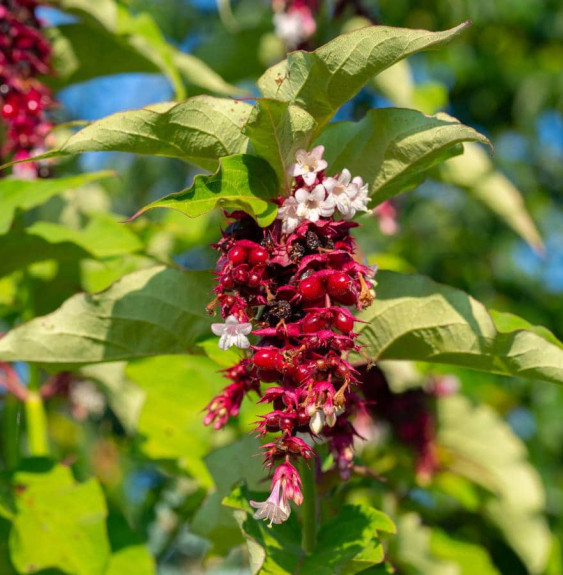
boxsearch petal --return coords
[316,159,328,172]
[322,177,336,194]
[235,333,251,349]
[339,169,351,185]
[311,145,325,160]
[225,315,239,325]
[295,149,308,164]
[218,334,233,350]
[302,172,316,186]
[239,323,253,335]
[307,209,320,222]
[211,323,227,336]
[294,188,310,203]
[311,184,326,201]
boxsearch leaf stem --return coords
[300,460,318,554]
[24,391,49,457]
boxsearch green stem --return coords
[3,395,22,469]
[300,461,317,554]
[24,392,49,457]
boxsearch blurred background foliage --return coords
[1,0,562,574]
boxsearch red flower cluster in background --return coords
[0,0,54,177]
[205,147,377,524]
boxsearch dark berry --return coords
[290,242,306,262]
[257,368,282,383]
[299,275,325,301]
[228,246,248,265]
[305,231,321,252]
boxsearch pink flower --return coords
[250,479,291,526]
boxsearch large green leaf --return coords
[52,0,118,29]
[0,266,213,367]
[0,172,114,234]
[355,271,563,384]
[243,100,316,192]
[9,463,110,575]
[258,22,470,130]
[126,355,226,485]
[315,108,489,204]
[438,396,550,573]
[3,97,251,172]
[224,486,394,575]
[300,505,395,575]
[134,154,279,226]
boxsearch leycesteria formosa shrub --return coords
[1,4,563,574]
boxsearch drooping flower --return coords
[250,479,291,526]
[211,315,252,350]
[295,184,335,222]
[273,4,316,49]
[288,145,328,186]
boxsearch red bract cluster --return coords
[0,0,54,177]
[205,147,376,524]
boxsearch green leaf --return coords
[315,108,490,204]
[0,266,214,367]
[0,172,114,234]
[438,143,544,252]
[391,514,459,575]
[51,0,118,29]
[243,100,317,192]
[355,271,563,384]
[135,154,278,226]
[3,97,251,172]
[27,215,143,259]
[0,230,92,278]
[258,22,471,130]
[9,463,110,575]
[126,355,226,485]
[431,530,500,575]
[105,546,155,575]
[300,505,395,575]
[438,396,550,574]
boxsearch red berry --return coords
[228,246,248,265]
[232,265,249,284]
[289,364,312,384]
[299,275,325,301]
[249,246,269,265]
[333,310,354,333]
[303,313,329,333]
[248,272,261,288]
[220,274,234,290]
[327,272,352,297]
[254,349,284,371]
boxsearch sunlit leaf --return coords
[316,108,490,204]
[258,22,471,130]
[134,154,279,226]
[9,462,110,575]
[355,271,563,384]
[2,97,251,172]
[0,266,213,366]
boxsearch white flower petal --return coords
[211,323,227,336]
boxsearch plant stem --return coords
[24,391,49,457]
[300,460,317,554]
[3,395,22,468]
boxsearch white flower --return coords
[295,184,335,222]
[250,480,291,526]
[277,195,302,234]
[309,409,325,434]
[324,170,371,219]
[288,146,328,186]
[211,315,252,351]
